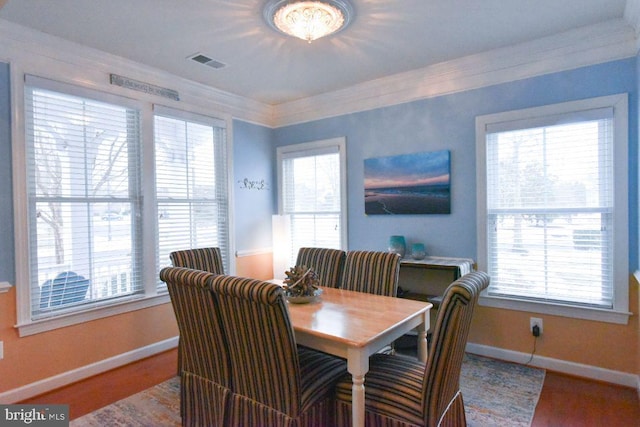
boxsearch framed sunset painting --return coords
[364,150,451,215]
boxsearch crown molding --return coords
[272,19,637,127]
[0,19,274,126]
[0,17,637,130]
[625,0,640,50]
[625,0,640,35]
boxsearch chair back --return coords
[160,267,231,426]
[422,271,490,426]
[211,275,302,418]
[340,250,401,296]
[295,247,346,288]
[170,247,225,274]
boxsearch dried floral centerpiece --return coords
[283,265,322,303]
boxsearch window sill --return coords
[479,294,631,325]
[16,293,171,337]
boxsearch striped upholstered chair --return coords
[210,275,348,427]
[334,271,490,427]
[159,267,231,426]
[339,250,401,296]
[295,247,346,288]
[169,247,225,274]
[169,247,225,375]
[340,250,401,354]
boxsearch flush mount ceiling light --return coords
[264,0,354,43]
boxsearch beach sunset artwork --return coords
[364,150,451,215]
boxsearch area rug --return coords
[71,353,545,426]
[461,354,545,426]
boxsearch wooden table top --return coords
[286,286,431,349]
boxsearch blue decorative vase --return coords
[388,235,406,258]
[411,243,426,260]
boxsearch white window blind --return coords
[25,79,143,320]
[154,107,229,274]
[279,139,345,266]
[484,107,615,308]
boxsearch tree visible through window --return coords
[154,108,229,275]
[17,77,232,335]
[277,137,347,266]
[25,82,143,319]
[476,95,629,323]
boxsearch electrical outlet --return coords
[530,317,543,336]
[0,341,3,360]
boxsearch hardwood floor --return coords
[19,348,640,425]
[531,371,640,426]
[18,349,178,420]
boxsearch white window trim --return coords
[475,94,630,324]
[276,137,348,251]
[11,65,234,336]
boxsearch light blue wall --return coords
[1,58,637,281]
[273,58,639,268]
[232,119,276,253]
[0,62,14,283]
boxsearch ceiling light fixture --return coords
[264,0,354,43]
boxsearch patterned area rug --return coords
[461,354,545,426]
[71,353,544,426]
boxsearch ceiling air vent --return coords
[188,53,226,70]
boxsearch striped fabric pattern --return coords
[169,247,225,274]
[159,267,231,426]
[335,353,425,426]
[422,271,489,427]
[169,247,225,376]
[211,275,347,427]
[182,372,230,427]
[295,247,346,288]
[334,271,490,427]
[340,250,401,296]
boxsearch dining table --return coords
[285,286,432,427]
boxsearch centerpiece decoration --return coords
[283,265,322,303]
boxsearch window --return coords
[154,107,229,275]
[22,76,143,326]
[16,76,232,335]
[277,137,347,266]
[476,94,629,324]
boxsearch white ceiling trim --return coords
[625,0,640,34]
[0,19,274,126]
[625,0,640,50]
[272,19,637,128]
[0,18,636,130]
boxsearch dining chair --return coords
[159,267,231,427]
[169,247,225,274]
[169,246,225,375]
[295,247,346,288]
[339,250,401,296]
[210,274,348,427]
[334,271,490,427]
[340,250,402,354]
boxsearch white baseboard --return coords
[0,336,179,404]
[2,338,636,403]
[466,342,639,388]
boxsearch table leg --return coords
[347,348,369,427]
[416,311,429,362]
[351,374,365,426]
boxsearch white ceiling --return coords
[0,0,631,106]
